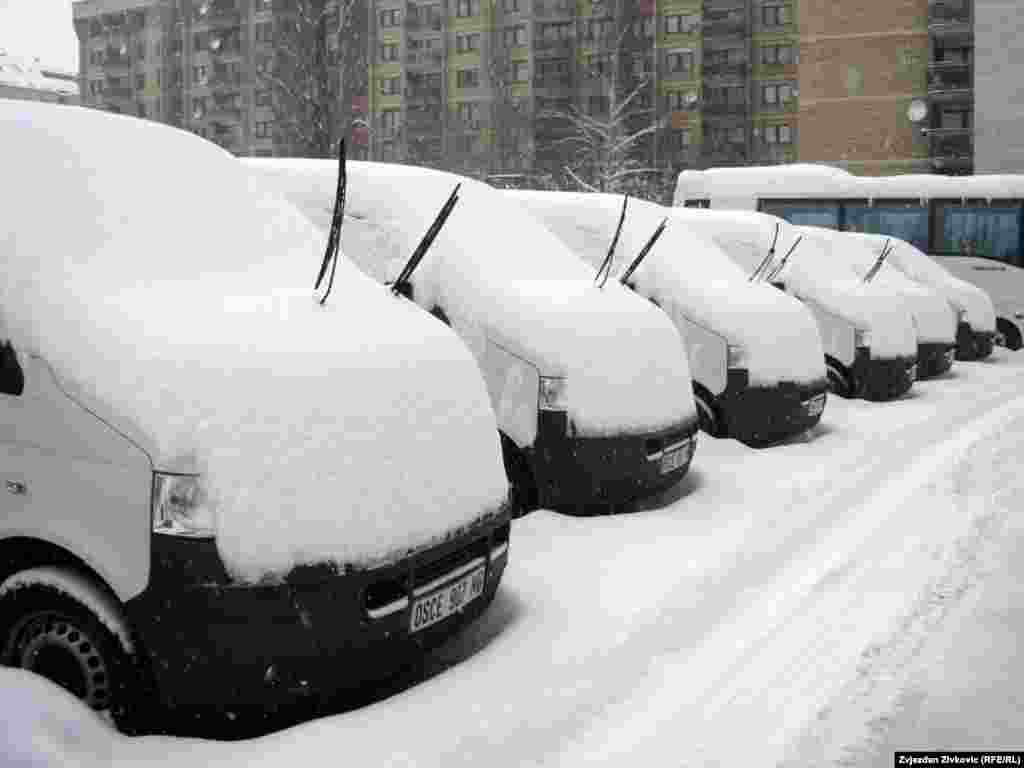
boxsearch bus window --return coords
[844,203,929,252]
[760,201,840,229]
[936,202,1024,265]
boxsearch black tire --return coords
[997,318,1022,351]
[826,358,854,398]
[693,386,721,438]
[499,434,538,517]
[0,581,148,733]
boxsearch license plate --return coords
[410,566,486,633]
[804,393,826,417]
[660,444,688,474]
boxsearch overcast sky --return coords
[0,0,78,73]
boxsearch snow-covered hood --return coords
[845,234,997,334]
[810,229,956,344]
[670,210,918,359]
[244,159,696,437]
[508,191,825,387]
[0,101,508,583]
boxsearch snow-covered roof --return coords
[507,190,825,386]
[0,52,79,96]
[0,101,507,582]
[243,158,696,437]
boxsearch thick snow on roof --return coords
[845,232,996,333]
[937,256,1024,314]
[0,101,507,582]
[0,53,79,95]
[507,190,824,387]
[802,228,956,344]
[244,158,696,437]
[670,209,918,358]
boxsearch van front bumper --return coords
[955,322,996,361]
[125,512,510,718]
[717,370,829,447]
[850,348,917,401]
[529,413,699,512]
[917,342,957,379]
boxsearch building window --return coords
[665,14,699,35]
[135,41,145,60]
[381,109,400,136]
[761,45,797,65]
[457,68,480,88]
[632,53,652,76]
[255,120,273,138]
[192,65,208,85]
[511,61,529,81]
[667,90,698,110]
[379,9,401,27]
[674,128,691,149]
[666,49,694,74]
[455,0,480,17]
[135,74,145,90]
[539,22,573,42]
[379,76,401,95]
[255,88,271,107]
[503,0,520,10]
[191,96,207,116]
[456,32,481,52]
[632,17,655,37]
[762,124,793,144]
[504,24,527,46]
[762,4,790,26]
[254,21,273,43]
[193,32,206,50]
[761,82,795,105]
[380,43,399,61]
[458,101,481,126]
[155,68,161,86]
[585,18,614,40]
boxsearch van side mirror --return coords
[0,341,24,396]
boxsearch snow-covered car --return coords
[671,209,919,401]
[0,102,513,730]
[506,190,828,446]
[802,227,958,379]
[929,255,1024,353]
[843,233,999,361]
[244,158,699,514]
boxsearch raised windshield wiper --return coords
[764,234,803,283]
[863,238,892,284]
[390,183,461,297]
[619,217,668,286]
[749,222,780,282]
[315,138,346,306]
[595,195,629,289]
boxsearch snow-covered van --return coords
[805,228,958,379]
[506,191,827,446]
[671,209,919,401]
[843,233,1000,357]
[0,102,512,730]
[932,256,1024,351]
[244,159,699,514]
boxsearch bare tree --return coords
[258,0,367,157]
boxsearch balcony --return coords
[929,0,972,42]
[405,14,442,31]
[928,128,972,172]
[405,85,442,104]
[208,94,242,119]
[534,1,573,19]
[209,35,243,60]
[702,101,748,115]
[702,60,748,77]
[406,51,443,70]
[207,69,243,90]
[194,1,242,28]
[405,105,443,132]
[702,12,747,37]
[534,38,574,54]
[927,64,973,102]
[533,73,572,90]
[700,146,749,167]
[103,47,132,72]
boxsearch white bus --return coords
[674,165,1016,355]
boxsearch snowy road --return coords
[12,351,1024,767]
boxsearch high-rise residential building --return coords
[973,0,1022,173]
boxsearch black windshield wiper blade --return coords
[749,222,780,282]
[764,234,803,283]
[620,217,668,286]
[315,138,346,305]
[595,195,629,289]
[863,238,892,284]
[391,183,461,296]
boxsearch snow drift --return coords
[244,158,696,437]
[844,232,997,333]
[0,100,507,582]
[506,190,825,387]
[669,209,918,358]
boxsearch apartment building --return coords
[973,0,1023,173]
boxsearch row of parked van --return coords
[0,101,1004,734]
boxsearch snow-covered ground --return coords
[6,351,1024,767]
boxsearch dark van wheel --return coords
[499,434,538,517]
[997,318,1022,351]
[826,358,854,398]
[0,581,146,733]
[693,386,721,438]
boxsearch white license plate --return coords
[660,444,688,474]
[410,566,486,633]
[804,394,826,417]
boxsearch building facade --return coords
[973,0,1023,173]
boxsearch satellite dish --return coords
[198,2,210,16]
[907,99,928,123]
[210,37,222,51]
[193,106,204,119]
[119,43,128,56]
[684,92,698,107]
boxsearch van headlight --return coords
[152,472,216,538]
[538,376,568,412]
[854,328,873,349]
[726,344,748,369]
